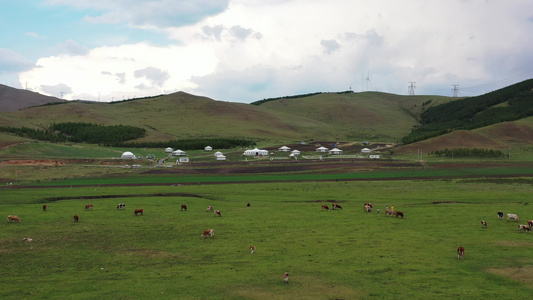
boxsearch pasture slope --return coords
[1,173,532,299]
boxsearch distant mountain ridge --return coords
[0,84,66,112]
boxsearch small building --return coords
[243,148,269,156]
[121,151,136,159]
[316,146,329,153]
[329,148,343,155]
[278,146,291,152]
[205,146,213,151]
[214,151,224,157]
[291,149,301,156]
[165,147,174,153]
[369,154,381,159]
[216,155,226,161]
[172,149,187,156]
[361,148,372,154]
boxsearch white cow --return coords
[507,214,520,222]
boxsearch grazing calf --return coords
[395,211,404,218]
[201,229,214,239]
[85,204,93,210]
[332,203,343,210]
[214,210,222,217]
[457,247,465,259]
[497,212,504,220]
[133,209,144,216]
[74,215,79,222]
[321,205,329,211]
[527,220,533,229]
[7,215,21,222]
[42,204,47,211]
[507,214,520,222]
[518,225,531,233]
[181,204,187,211]
[481,220,487,228]
[283,272,289,284]
[206,205,214,212]
[23,237,33,242]
[250,246,255,254]
[117,203,126,210]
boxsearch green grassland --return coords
[1,178,532,299]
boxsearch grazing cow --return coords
[321,205,329,211]
[214,210,222,217]
[385,209,394,216]
[250,246,255,254]
[507,214,520,222]
[206,205,214,212]
[395,211,404,218]
[481,220,487,228]
[497,212,504,220]
[7,215,21,222]
[42,204,47,211]
[201,229,214,239]
[528,220,533,229]
[364,204,373,213]
[85,204,93,210]
[181,204,187,211]
[23,237,33,242]
[457,247,465,259]
[332,203,343,210]
[134,209,144,216]
[284,272,289,284]
[74,215,79,222]
[518,225,531,233]
[117,203,126,210]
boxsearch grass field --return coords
[1,176,532,299]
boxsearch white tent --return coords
[216,155,226,161]
[316,146,328,153]
[165,147,173,153]
[121,151,136,159]
[214,151,224,157]
[172,149,187,156]
[278,146,291,152]
[205,146,213,151]
[361,148,372,153]
[329,148,343,155]
[291,149,301,155]
[243,148,269,156]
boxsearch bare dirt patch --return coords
[0,160,67,166]
[485,266,533,285]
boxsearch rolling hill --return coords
[0,84,65,112]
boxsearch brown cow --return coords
[385,209,394,216]
[23,237,33,242]
[527,220,533,229]
[364,204,372,213]
[284,272,289,284]
[134,209,144,216]
[117,203,126,210]
[250,246,255,254]
[85,204,93,210]
[42,204,47,211]
[214,210,222,217]
[395,211,404,218]
[181,204,187,211]
[518,225,531,233]
[206,205,214,212]
[321,205,329,211]
[332,203,343,210]
[7,215,21,222]
[74,215,79,222]
[201,229,214,238]
[457,247,465,259]
[481,220,487,228]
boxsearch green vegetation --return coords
[1,177,532,299]
[117,137,255,150]
[430,148,505,158]
[250,90,354,106]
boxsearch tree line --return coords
[251,90,354,106]
[429,148,505,158]
[116,138,256,150]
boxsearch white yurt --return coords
[214,151,224,157]
[243,148,269,156]
[316,146,328,153]
[165,147,174,153]
[361,148,372,154]
[329,148,343,155]
[121,151,136,159]
[216,154,226,161]
[278,146,291,152]
[172,149,187,156]
[205,146,213,151]
[291,149,301,156]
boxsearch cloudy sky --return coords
[1,0,533,103]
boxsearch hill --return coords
[0,84,66,112]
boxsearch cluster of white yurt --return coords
[121,151,136,159]
[214,151,226,160]
[243,148,269,156]
[172,149,187,156]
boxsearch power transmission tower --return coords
[408,82,416,95]
[451,85,459,97]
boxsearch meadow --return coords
[1,176,532,299]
